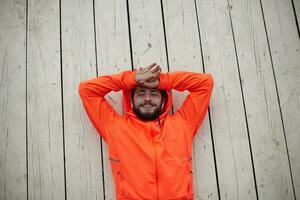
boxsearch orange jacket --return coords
[78,70,214,200]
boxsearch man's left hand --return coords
[136,63,161,88]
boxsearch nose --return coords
[144,93,151,102]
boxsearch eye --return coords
[151,92,159,96]
[136,91,146,96]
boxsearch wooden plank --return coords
[293,0,300,35]
[261,0,300,198]
[0,0,27,199]
[228,0,295,199]
[128,0,168,70]
[61,0,103,199]
[162,0,218,199]
[195,0,257,199]
[94,0,132,199]
[27,0,65,199]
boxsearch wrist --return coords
[123,70,138,89]
[157,73,169,90]
[135,74,142,85]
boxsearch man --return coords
[78,63,214,200]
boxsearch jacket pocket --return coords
[109,156,122,196]
[109,156,121,174]
[187,157,193,174]
[186,157,193,195]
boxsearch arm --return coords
[158,71,214,138]
[78,70,136,141]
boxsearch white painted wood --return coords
[228,0,295,199]
[293,0,300,35]
[128,0,168,71]
[195,0,257,199]
[261,0,300,198]
[27,0,65,199]
[0,0,27,199]
[61,0,103,199]
[94,0,131,199]
[1,0,299,199]
[162,0,218,199]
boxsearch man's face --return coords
[132,87,163,121]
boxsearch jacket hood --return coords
[122,88,173,121]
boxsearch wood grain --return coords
[162,0,219,199]
[94,0,132,199]
[61,0,103,199]
[261,0,300,198]
[27,0,65,199]
[229,0,295,198]
[0,0,27,199]
[195,0,257,199]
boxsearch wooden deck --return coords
[1,0,300,199]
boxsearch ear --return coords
[161,98,165,110]
[130,95,134,109]
[131,98,134,108]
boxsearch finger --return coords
[148,62,157,68]
[156,68,161,76]
[152,70,161,78]
[146,63,157,70]
[152,66,161,76]
[142,81,151,88]
[139,67,147,73]
[139,80,146,86]
[143,80,159,88]
[157,65,161,72]
[138,66,150,73]
[149,65,160,73]
[148,76,156,82]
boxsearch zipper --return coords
[152,140,159,200]
[109,157,120,163]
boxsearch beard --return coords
[133,104,161,121]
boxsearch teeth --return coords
[143,105,153,108]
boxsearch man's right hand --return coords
[136,63,161,88]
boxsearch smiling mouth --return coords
[141,104,156,109]
[142,105,153,108]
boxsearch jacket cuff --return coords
[123,70,137,89]
[158,73,171,90]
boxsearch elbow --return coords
[78,82,87,97]
[205,73,214,90]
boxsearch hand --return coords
[136,63,161,88]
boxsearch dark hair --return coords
[131,88,167,101]
[160,90,167,102]
[131,88,168,121]
[131,88,168,111]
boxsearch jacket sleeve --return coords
[158,71,214,138]
[78,70,137,141]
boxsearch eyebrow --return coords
[135,89,159,93]
[136,89,146,93]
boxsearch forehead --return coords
[134,87,161,93]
